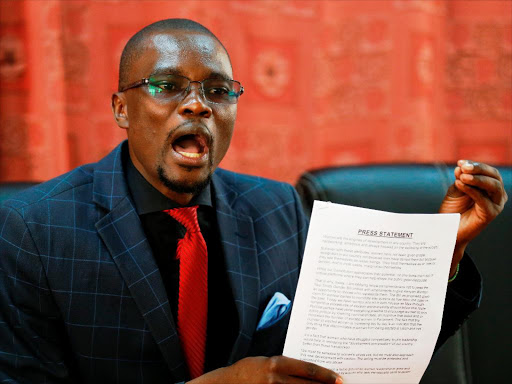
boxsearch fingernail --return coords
[462,162,474,171]
[457,159,466,166]
[335,377,343,384]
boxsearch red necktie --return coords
[164,206,207,379]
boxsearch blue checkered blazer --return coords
[0,142,308,383]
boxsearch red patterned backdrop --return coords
[0,0,511,184]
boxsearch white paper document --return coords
[283,201,460,384]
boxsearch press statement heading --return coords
[358,229,414,239]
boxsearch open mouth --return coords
[172,134,209,160]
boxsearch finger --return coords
[459,174,506,205]
[454,166,462,180]
[444,182,466,199]
[457,160,504,183]
[454,179,495,208]
[269,356,341,384]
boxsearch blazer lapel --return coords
[212,172,261,365]
[93,143,188,381]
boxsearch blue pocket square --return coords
[256,292,291,331]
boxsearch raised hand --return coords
[439,160,508,275]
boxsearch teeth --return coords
[178,151,202,159]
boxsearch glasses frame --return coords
[119,73,244,105]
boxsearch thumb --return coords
[445,183,465,199]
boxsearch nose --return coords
[178,81,212,118]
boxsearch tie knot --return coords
[164,206,201,233]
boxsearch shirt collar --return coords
[125,152,213,215]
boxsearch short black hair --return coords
[118,18,228,91]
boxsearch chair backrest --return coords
[295,164,511,384]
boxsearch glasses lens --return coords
[147,74,188,99]
[203,79,241,104]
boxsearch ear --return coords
[112,92,129,129]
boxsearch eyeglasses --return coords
[119,73,244,105]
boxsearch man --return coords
[0,19,507,384]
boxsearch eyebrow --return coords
[150,67,232,80]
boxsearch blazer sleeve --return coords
[0,205,75,383]
[435,254,482,351]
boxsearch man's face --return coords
[117,31,237,202]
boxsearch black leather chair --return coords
[295,164,511,384]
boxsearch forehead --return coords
[131,31,232,80]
